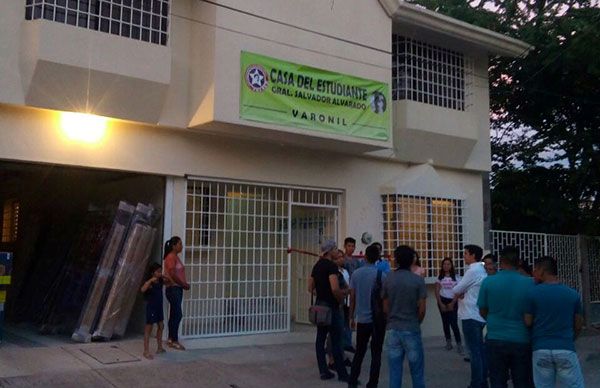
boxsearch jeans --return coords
[386,329,425,388]
[532,349,584,388]
[486,339,532,388]
[439,297,461,343]
[342,304,353,349]
[349,319,386,387]
[315,305,348,379]
[165,286,183,342]
[0,307,4,343]
[462,319,488,388]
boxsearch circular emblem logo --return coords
[245,65,268,92]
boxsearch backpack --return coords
[371,269,384,322]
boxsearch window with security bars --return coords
[2,199,20,243]
[24,0,169,46]
[392,35,471,111]
[382,194,465,278]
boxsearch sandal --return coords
[167,342,186,350]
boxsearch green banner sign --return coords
[240,51,390,141]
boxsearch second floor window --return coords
[25,0,169,46]
[392,35,470,111]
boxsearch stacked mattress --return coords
[72,202,158,343]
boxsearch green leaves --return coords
[408,1,600,234]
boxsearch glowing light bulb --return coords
[60,112,108,144]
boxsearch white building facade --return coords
[0,0,529,338]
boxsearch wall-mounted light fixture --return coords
[60,112,108,144]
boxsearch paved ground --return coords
[1,326,599,387]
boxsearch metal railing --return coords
[491,230,600,325]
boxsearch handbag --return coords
[308,294,332,326]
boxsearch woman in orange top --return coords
[163,236,190,350]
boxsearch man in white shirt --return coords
[453,244,488,388]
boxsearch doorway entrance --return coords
[290,206,338,324]
[0,161,165,346]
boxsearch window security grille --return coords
[25,0,169,46]
[184,179,341,337]
[392,35,472,111]
[382,194,465,278]
[1,199,19,243]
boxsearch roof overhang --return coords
[379,0,532,57]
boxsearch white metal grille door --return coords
[183,179,341,337]
[546,234,580,292]
[490,230,546,268]
[581,236,600,303]
[183,181,289,337]
[490,230,582,293]
[290,207,338,324]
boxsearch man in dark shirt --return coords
[309,240,350,382]
[382,245,427,388]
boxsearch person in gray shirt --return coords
[382,245,427,388]
[348,245,386,388]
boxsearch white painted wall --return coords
[0,104,485,251]
[0,0,490,335]
[0,0,498,171]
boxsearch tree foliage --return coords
[408,0,600,234]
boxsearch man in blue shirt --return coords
[370,242,391,274]
[524,256,584,388]
[478,246,534,388]
[348,245,386,388]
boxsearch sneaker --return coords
[456,343,464,354]
[445,340,453,351]
[321,371,335,380]
[338,375,351,383]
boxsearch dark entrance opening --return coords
[0,161,164,347]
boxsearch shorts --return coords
[145,303,164,325]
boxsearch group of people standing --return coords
[310,239,585,388]
[310,238,428,388]
[459,245,585,388]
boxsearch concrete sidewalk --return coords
[1,328,599,387]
